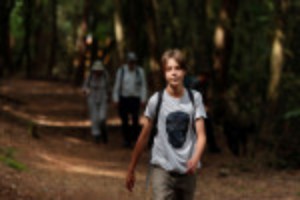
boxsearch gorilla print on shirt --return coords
[166,111,190,148]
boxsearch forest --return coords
[0,0,299,199]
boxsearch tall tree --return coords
[211,0,238,123]
[212,0,238,93]
[24,0,33,78]
[74,0,90,85]
[144,0,162,91]
[0,0,15,78]
[113,0,125,65]
[47,0,57,78]
[15,0,33,78]
[193,0,211,73]
[261,0,288,141]
[33,0,46,76]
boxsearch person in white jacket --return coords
[83,60,109,144]
[112,52,147,148]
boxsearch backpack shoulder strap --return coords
[135,66,142,85]
[187,88,197,133]
[119,66,125,95]
[187,88,195,106]
[153,89,164,126]
[121,66,125,79]
[148,89,164,148]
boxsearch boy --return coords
[126,49,207,200]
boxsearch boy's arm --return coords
[187,118,206,174]
[126,117,153,192]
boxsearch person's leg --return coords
[88,99,101,143]
[129,97,140,143]
[118,97,130,147]
[151,166,175,200]
[99,99,108,144]
[174,174,197,200]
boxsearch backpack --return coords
[118,66,142,96]
[87,70,108,88]
[148,88,195,148]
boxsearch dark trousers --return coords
[118,96,140,146]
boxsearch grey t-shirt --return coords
[144,89,207,174]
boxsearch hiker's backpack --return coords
[118,66,142,96]
[148,88,195,148]
[87,70,108,87]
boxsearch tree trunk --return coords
[144,0,162,91]
[113,0,125,65]
[261,0,287,141]
[24,0,33,78]
[193,0,210,73]
[47,0,57,78]
[0,0,15,78]
[211,0,238,122]
[127,1,138,51]
[74,0,90,85]
[212,0,238,93]
[33,0,46,78]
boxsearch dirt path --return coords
[0,79,299,200]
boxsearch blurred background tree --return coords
[0,0,299,168]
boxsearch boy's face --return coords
[164,58,185,88]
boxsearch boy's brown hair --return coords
[161,49,187,71]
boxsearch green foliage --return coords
[10,0,24,42]
[226,1,276,126]
[271,72,300,168]
[207,0,222,20]
[284,109,300,120]
[94,24,113,41]
[218,1,300,167]
[270,134,300,169]
[0,147,26,171]
[280,73,300,120]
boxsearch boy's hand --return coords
[186,158,198,175]
[126,171,135,192]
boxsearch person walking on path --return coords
[83,60,110,144]
[126,49,207,200]
[112,52,147,148]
